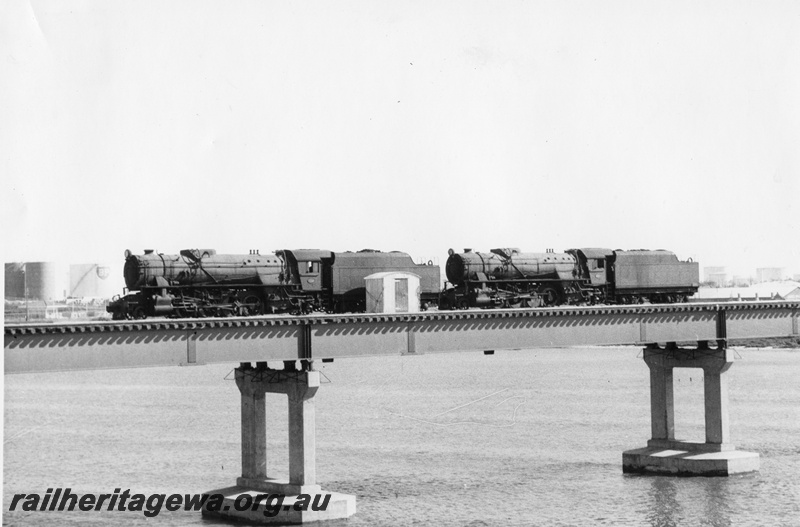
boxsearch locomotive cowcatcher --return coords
[107,248,440,319]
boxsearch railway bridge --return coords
[5,301,800,524]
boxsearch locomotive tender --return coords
[439,247,699,309]
[107,248,441,319]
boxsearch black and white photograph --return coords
[3,1,799,525]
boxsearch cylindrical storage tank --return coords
[69,263,118,298]
[4,263,26,298]
[25,262,61,301]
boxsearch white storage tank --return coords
[25,262,65,301]
[69,263,116,298]
[365,272,420,314]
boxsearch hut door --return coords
[395,278,408,312]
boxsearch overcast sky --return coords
[3,0,798,282]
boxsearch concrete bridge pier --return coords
[623,343,760,476]
[202,362,356,524]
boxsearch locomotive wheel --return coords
[437,295,451,310]
[132,307,146,320]
[539,287,560,307]
[241,296,264,316]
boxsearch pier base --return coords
[203,362,356,524]
[623,343,759,476]
[622,444,760,476]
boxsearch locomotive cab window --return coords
[306,262,319,273]
[596,260,604,269]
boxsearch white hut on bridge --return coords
[365,272,420,313]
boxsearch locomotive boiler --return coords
[107,248,440,319]
[442,248,576,307]
[122,249,283,290]
[439,247,699,309]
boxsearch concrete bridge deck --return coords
[4,301,799,374]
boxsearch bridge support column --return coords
[203,362,356,524]
[622,343,759,476]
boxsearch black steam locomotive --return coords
[107,246,699,319]
[107,248,441,319]
[439,247,699,309]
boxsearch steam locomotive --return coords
[107,248,441,319]
[439,247,699,309]
[107,246,699,319]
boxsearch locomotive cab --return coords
[277,250,334,293]
[566,248,612,286]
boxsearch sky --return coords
[3,0,799,286]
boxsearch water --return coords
[4,347,799,526]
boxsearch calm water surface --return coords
[4,347,799,526]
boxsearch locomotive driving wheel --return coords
[539,287,561,307]
[240,295,264,316]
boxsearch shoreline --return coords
[729,336,800,349]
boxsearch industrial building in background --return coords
[694,281,800,302]
[757,267,784,283]
[703,266,727,287]
[69,263,114,298]
[4,261,117,321]
[4,263,26,298]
